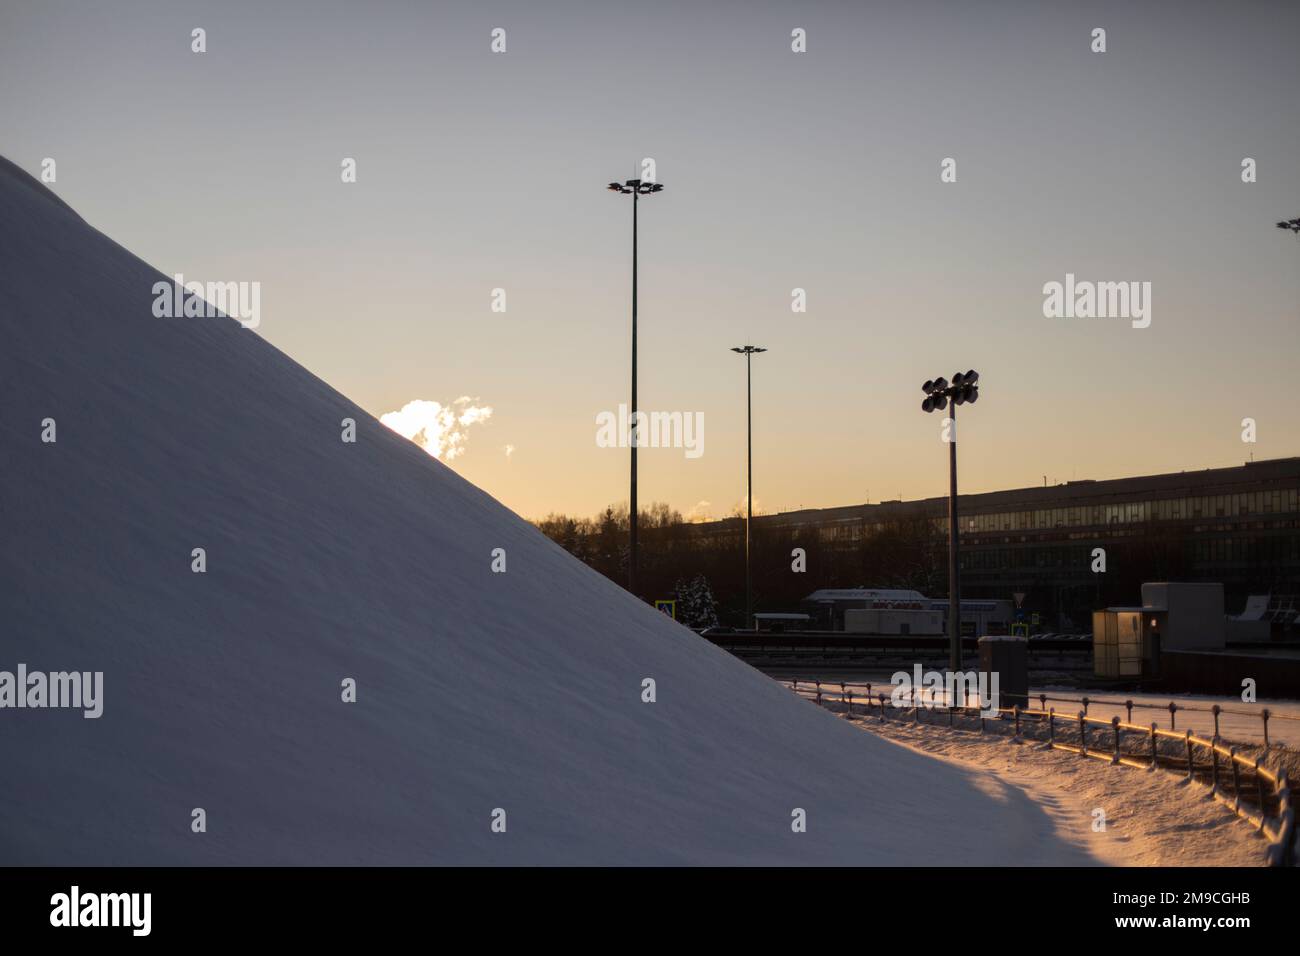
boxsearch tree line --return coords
[534,502,1228,630]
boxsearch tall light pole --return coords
[606,176,664,597]
[731,345,766,629]
[920,370,980,672]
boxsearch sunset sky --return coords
[4,0,1297,521]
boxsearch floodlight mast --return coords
[731,345,767,629]
[605,177,665,598]
[920,370,981,673]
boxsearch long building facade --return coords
[689,457,1300,629]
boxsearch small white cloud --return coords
[380,397,493,460]
[685,500,713,523]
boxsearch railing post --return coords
[878,693,887,723]
[1281,772,1295,867]
[1168,701,1178,731]
[1148,722,1157,771]
[1268,771,1293,867]
[792,679,798,696]
[846,689,853,717]
[1013,704,1022,742]
[1212,704,1221,739]
[1039,693,1047,712]
[1230,748,1241,810]
[1185,731,1194,781]
[1048,707,1056,746]
[1262,709,1271,749]
[1081,696,1090,717]
[1111,716,1121,764]
[1078,711,1087,758]
[815,681,822,707]
[1254,759,1266,829]
[1125,699,1133,724]
[1210,740,1220,796]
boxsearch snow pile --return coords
[0,156,1095,864]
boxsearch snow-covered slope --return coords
[0,157,1094,865]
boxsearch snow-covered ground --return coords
[841,715,1269,867]
[0,156,1109,866]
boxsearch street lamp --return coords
[1276,218,1300,236]
[731,345,767,629]
[920,370,980,673]
[606,176,665,597]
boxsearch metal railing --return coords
[789,679,1296,867]
[1025,692,1300,749]
[788,679,1300,747]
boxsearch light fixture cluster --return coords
[921,370,979,413]
[607,179,665,195]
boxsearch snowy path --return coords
[844,715,1269,866]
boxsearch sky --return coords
[2,0,1297,521]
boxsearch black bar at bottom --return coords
[0,866,1288,942]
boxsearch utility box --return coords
[1092,608,1152,679]
[1094,583,1225,679]
[978,635,1028,711]
[1140,582,1224,651]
